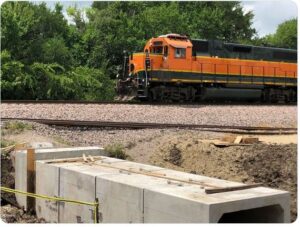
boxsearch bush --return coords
[105,143,128,160]
[0,56,116,101]
[4,121,33,134]
[70,66,116,100]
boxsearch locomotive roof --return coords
[150,36,192,48]
[191,38,297,53]
[157,34,296,52]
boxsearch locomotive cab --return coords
[119,34,194,99]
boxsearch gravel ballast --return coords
[1,103,297,127]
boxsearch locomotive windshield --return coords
[150,46,163,54]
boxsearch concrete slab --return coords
[15,146,107,210]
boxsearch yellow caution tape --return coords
[1,186,99,223]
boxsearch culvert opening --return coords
[218,204,284,223]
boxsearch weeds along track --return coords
[1,118,296,135]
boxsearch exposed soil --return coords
[0,204,45,223]
[1,149,45,223]
[149,138,297,222]
[1,152,16,205]
[1,120,297,223]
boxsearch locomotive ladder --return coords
[136,54,151,98]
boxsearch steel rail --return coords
[1,100,296,106]
[1,118,297,134]
[1,100,132,104]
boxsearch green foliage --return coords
[105,143,128,160]
[1,2,69,64]
[266,19,297,49]
[1,1,115,100]
[66,6,86,32]
[29,63,74,99]
[1,50,34,99]
[87,1,257,76]
[4,121,33,134]
[1,139,15,148]
[42,37,72,68]
[248,18,297,49]
[70,66,115,100]
[1,1,259,100]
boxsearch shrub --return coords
[105,143,128,160]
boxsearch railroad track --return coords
[1,100,296,106]
[1,118,297,134]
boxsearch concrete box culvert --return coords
[34,156,290,223]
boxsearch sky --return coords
[34,0,298,38]
[241,0,298,36]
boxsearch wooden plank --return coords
[45,156,102,164]
[14,142,28,150]
[212,142,251,147]
[26,148,36,211]
[233,136,243,144]
[205,183,263,194]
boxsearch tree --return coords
[1,1,257,100]
[1,2,70,64]
[1,50,35,99]
[178,1,256,41]
[87,1,256,78]
[42,37,72,68]
[265,18,297,49]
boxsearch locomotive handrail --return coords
[197,62,296,80]
[194,60,295,87]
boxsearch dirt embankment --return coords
[150,140,297,222]
[1,120,297,222]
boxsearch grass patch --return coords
[3,121,33,134]
[53,136,72,146]
[125,141,136,149]
[1,139,15,148]
[105,143,128,160]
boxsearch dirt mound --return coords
[163,145,182,166]
[237,144,297,221]
[1,145,43,223]
[0,204,45,223]
[1,152,17,206]
[150,140,297,222]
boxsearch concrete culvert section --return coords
[32,155,290,223]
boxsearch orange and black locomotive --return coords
[117,34,297,102]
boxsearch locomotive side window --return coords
[175,48,186,58]
[164,46,168,57]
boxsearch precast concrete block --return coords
[57,163,121,223]
[95,171,168,223]
[35,161,60,223]
[15,146,106,210]
[144,186,211,223]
